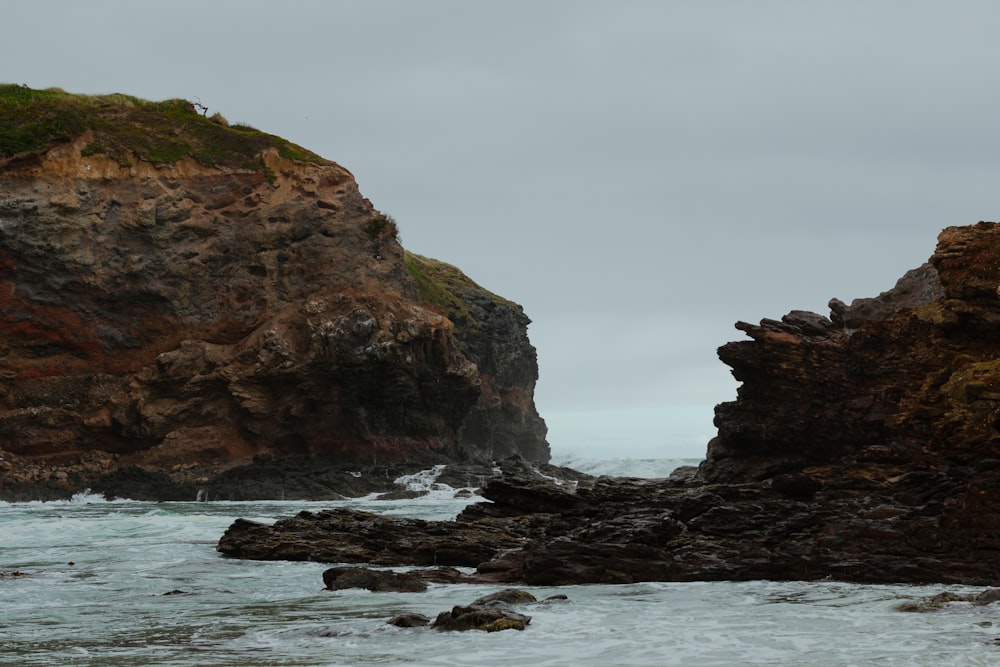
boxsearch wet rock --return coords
[432,605,531,632]
[218,508,526,567]
[974,589,1000,605]
[471,589,537,606]
[388,613,430,628]
[894,590,1000,612]
[322,567,427,593]
[431,590,536,632]
[220,222,1000,587]
[0,87,548,502]
[388,589,542,632]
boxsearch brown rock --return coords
[431,591,534,632]
[322,567,427,593]
[219,222,1000,586]
[388,613,430,628]
[217,507,528,567]
[0,86,547,500]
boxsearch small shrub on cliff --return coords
[365,213,399,242]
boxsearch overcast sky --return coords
[6,1,1000,458]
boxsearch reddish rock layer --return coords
[0,126,546,495]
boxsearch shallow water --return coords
[3,460,999,666]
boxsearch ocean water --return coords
[3,459,1000,667]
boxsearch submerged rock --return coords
[896,589,1000,612]
[432,605,531,632]
[322,567,428,593]
[218,507,527,567]
[430,589,536,632]
[386,589,542,632]
[388,613,430,628]
[470,589,537,606]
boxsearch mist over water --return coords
[3,462,999,666]
[545,407,715,460]
[550,456,700,479]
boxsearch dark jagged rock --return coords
[322,567,428,593]
[321,565,470,592]
[388,613,430,628]
[221,222,1000,586]
[404,254,547,461]
[388,588,540,632]
[432,605,531,632]
[828,262,944,331]
[0,85,547,501]
[217,507,529,567]
[896,589,1000,612]
[430,589,535,632]
[470,589,537,606]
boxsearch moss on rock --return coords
[0,84,330,170]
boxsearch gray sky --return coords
[6,1,1000,458]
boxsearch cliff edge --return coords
[0,85,547,499]
[222,221,1000,586]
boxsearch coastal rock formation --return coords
[388,589,540,632]
[220,221,1000,585]
[322,566,430,593]
[0,85,546,499]
[430,590,535,632]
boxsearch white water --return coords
[3,460,1000,666]
[550,456,698,479]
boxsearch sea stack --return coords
[0,85,546,499]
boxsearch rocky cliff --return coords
[221,221,1000,585]
[0,85,547,499]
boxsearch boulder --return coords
[322,567,427,593]
[432,605,531,632]
[388,613,430,628]
[430,589,536,632]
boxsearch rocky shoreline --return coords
[219,221,1000,586]
[0,445,587,502]
[8,87,1000,589]
[218,454,1000,586]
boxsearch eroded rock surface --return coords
[0,87,547,499]
[220,222,1000,585]
[322,567,430,593]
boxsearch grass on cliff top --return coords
[404,251,513,321]
[0,84,331,169]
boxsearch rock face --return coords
[220,222,1000,585]
[0,85,547,499]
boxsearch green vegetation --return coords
[404,251,511,320]
[365,212,399,242]
[0,84,331,169]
